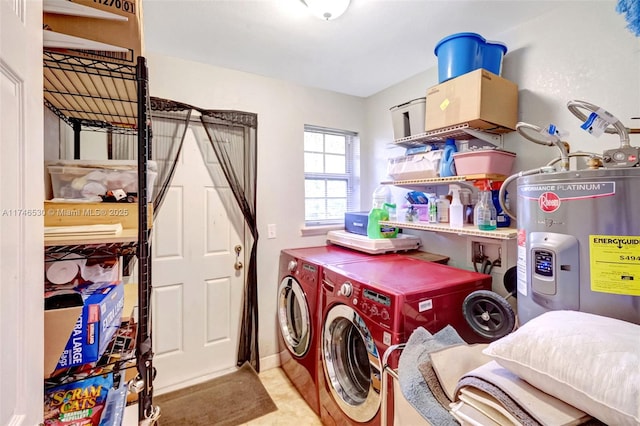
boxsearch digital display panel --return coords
[363,289,391,307]
[534,250,554,277]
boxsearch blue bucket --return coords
[434,32,485,83]
[482,41,508,75]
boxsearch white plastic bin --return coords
[390,98,426,140]
[46,160,157,201]
[387,151,443,180]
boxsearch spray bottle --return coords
[449,185,464,228]
[367,186,399,239]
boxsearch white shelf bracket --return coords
[462,128,503,148]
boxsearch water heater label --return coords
[589,234,640,296]
[517,243,528,297]
[519,181,616,209]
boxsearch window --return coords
[304,125,359,226]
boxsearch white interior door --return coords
[152,129,244,393]
[0,0,43,424]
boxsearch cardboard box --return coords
[44,304,83,379]
[45,282,125,376]
[345,212,369,236]
[44,201,153,229]
[43,0,144,64]
[44,373,113,425]
[425,69,518,133]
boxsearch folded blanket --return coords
[455,361,593,426]
[450,398,503,426]
[417,359,451,409]
[458,387,522,425]
[456,375,539,426]
[428,343,491,401]
[397,326,465,426]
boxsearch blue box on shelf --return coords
[345,211,369,236]
[54,281,124,370]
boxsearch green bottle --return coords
[367,202,398,239]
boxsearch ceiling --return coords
[142,1,561,97]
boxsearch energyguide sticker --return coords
[589,235,640,296]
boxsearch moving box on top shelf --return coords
[43,0,144,64]
[425,68,518,133]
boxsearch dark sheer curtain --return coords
[111,97,192,213]
[130,98,260,371]
[195,110,259,371]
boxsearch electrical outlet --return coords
[267,224,277,239]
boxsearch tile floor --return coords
[243,367,323,425]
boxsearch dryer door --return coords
[278,276,311,357]
[322,304,381,422]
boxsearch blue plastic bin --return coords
[434,32,485,83]
[482,41,508,75]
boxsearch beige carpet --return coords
[155,362,278,425]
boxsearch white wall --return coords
[146,54,365,359]
[364,1,640,296]
[148,0,640,363]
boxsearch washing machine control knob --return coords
[287,260,297,272]
[339,282,353,297]
[370,306,378,316]
[381,310,390,320]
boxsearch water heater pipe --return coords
[499,167,555,220]
[516,122,570,171]
[567,100,630,147]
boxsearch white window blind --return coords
[304,125,359,226]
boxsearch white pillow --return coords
[482,310,640,426]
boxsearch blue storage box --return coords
[54,282,124,370]
[345,211,369,236]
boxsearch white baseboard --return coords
[259,353,281,372]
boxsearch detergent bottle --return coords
[449,185,464,229]
[367,186,399,239]
[439,138,458,177]
[493,188,511,228]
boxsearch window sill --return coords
[300,224,343,237]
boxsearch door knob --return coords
[234,245,243,270]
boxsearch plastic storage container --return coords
[387,150,443,180]
[47,160,158,201]
[411,204,429,221]
[434,32,485,83]
[390,98,426,140]
[452,149,516,176]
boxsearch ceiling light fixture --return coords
[302,0,351,21]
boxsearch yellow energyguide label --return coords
[439,98,450,111]
[589,235,640,296]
